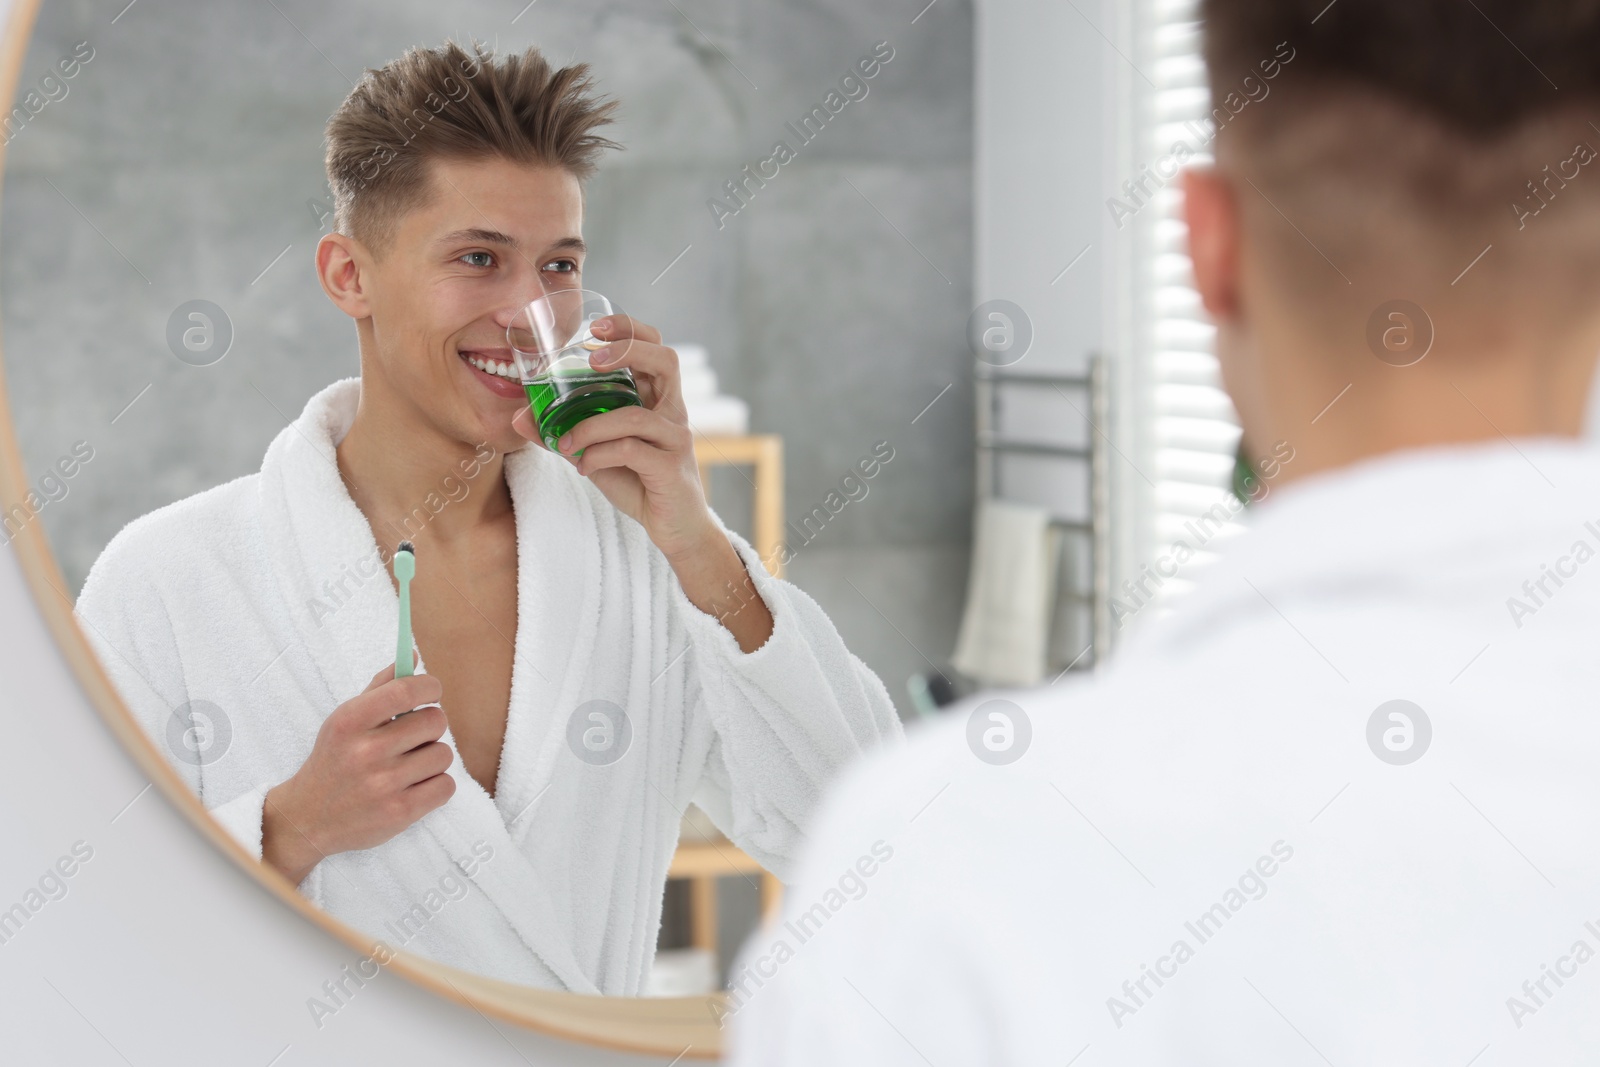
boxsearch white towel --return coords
[675,342,751,435]
[949,500,1060,687]
[685,394,751,436]
[73,376,901,995]
[677,343,720,401]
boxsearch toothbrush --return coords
[393,540,416,677]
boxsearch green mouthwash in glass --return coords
[524,362,642,453]
[510,292,643,452]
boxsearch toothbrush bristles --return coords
[398,540,414,554]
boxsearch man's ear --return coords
[1182,165,1241,322]
[316,231,373,320]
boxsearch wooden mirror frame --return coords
[0,0,728,1055]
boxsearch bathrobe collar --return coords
[1132,435,1600,658]
[257,376,605,993]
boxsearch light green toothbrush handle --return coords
[393,547,415,677]
[395,585,413,677]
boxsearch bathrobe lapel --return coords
[490,442,605,836]
[257,378,604,994]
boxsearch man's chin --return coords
[469,418,534,461]
[430,400,532,465]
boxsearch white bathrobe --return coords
[73,377,902,996]
[727,437,1600,1064]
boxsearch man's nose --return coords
[493,302,525,330]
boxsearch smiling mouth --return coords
[459,349,520,381]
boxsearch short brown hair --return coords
[1200,0,1600,315]
[324,38,622,259]
[1198,0,1600,215]
[1201,0,1600,137]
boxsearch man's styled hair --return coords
[1202,1,1600,135]
[1198,0,1600,312]
[324,39,622,260]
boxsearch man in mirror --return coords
[74,39,901,997]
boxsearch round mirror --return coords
[0,0,968,1057]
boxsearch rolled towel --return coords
[676,343,719,399]
[681,365,720,401]
[685,394,750,436]
[672,343,750,434]
[949,499,1060,687]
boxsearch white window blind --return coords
[1120,0,1246,628]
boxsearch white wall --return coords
[975,0,1107,374]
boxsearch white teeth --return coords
[464,354,515,379]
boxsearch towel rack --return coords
[973,354,1111,675]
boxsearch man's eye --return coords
[543,259,578,273]
[460,251,493,268]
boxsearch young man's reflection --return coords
[75,40,900,995]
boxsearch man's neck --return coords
[334,377,512,549]
[1243,325,1600,489]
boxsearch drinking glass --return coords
[507,289,643,452]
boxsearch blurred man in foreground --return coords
[729,1,1600,1061]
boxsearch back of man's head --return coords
[1194,0,1600,474]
